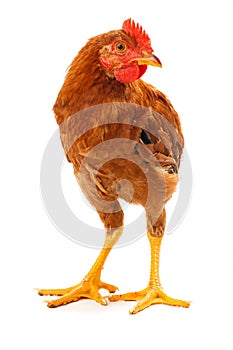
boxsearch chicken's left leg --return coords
[37,228,122,308]
[109,210,190,314]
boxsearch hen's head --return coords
[99,19,162,83]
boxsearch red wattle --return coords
[138,65,147,78]
[114,64,147,83]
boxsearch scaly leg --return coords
[37,228,122,308]
[109,227,190,314]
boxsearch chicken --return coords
[38,18,190,314]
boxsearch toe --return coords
[37,287,74,296]
[108,289,147,302]
[45,293,82,308]
[97,296,109,306]
[99,282,119,293]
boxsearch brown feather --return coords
[53,28,184,229]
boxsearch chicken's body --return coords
[38,19,190,314]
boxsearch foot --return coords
[37,279,118,308]
[108,287,190,314]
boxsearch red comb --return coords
[122,18,153,53]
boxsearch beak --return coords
[130,54,162,68]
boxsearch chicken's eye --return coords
[115,41,127,53]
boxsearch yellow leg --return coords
[37,229,122,308]
[109,233,190,314]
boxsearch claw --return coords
[108,287,191,314]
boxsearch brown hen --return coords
[38,18,190,314]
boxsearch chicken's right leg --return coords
[37,227,122,308]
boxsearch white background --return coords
[1,0,233,349]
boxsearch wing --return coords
[59,98,183,173]
[126,79,184,169]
